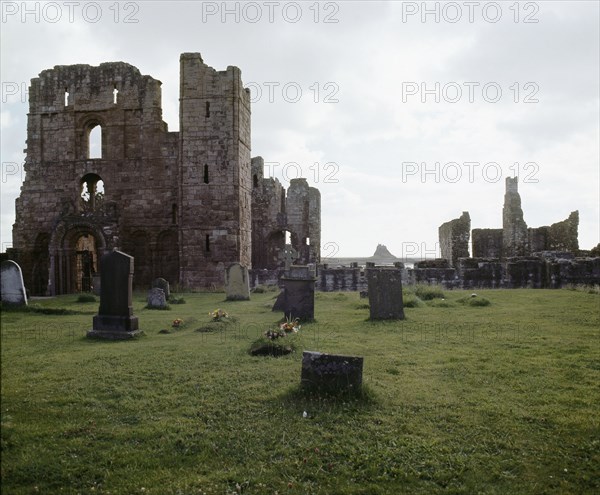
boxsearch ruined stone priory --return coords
[8,53,320,295]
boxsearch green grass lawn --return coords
[1,288,599,494]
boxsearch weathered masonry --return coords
[10,54,320,295]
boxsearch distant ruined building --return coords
[418,176,598,288]
[468,177,579,260]
[9,54,320,295]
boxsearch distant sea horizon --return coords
[321,257,427,269]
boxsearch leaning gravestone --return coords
[301,351,364,393]
[0,260,28,306]
[147,287,167,309]
[366,266,405,320]
[225,263,250,301]
[152,277,170,299]
[88,250,141,339]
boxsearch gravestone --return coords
[88,250,141,339]
[225,263,250,301]
[273,264,316,321]
[152,277,170,299]
[147,287,167,309]
[366,267,405,320]
[278,244,298,272]
[0,260,28,306]
[301,351,364,393]
[92,274,101,296]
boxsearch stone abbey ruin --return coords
[8,53,320,295]
[5,54,598,295]
[318,178,598,291]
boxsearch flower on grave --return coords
[172,318,183,328]
[209,309,228,321]
[279,316,301,333]
[264,329,286,340]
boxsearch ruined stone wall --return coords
[472,229,503,258]
[439,211,470,267]
[286,179,321,265]
[409,256,600,289]
[12,54,318,294]
[251,156,286,269]
[178,53,252,287]
[12,62,177,294]
[502,177,529,257]
[547,211,579,253]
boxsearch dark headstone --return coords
[147,287,167,308]
[367,267,405,320]
[273,265,316,321]
[272,289,286,311]
[152,277,170,299]
[88,250,141,339]
[0,260,28,306]
[301,351,364,393]
[359,290,368,299]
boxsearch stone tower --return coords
[502,177,529,257]
[178,53,252,287]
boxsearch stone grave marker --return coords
[301,351,364,393]
[278,244,298,272]
[273,264,316,321]
[0,260,28,306]
[152,277,170,299]
[92,274,101,296]
[147,287,167,309]
[88,250,141,339]
[366,266,405,320]
[225,263,250,301]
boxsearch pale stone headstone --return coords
[366,267,405,320]
[92,274,101,296]
[147,287,167,309]
[88,250,141,339]
[278,244,298,272]
[301,351,364,393]
[225,263,250,301]
[152,277,170,299]
[0,260,28,306]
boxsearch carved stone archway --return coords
[48,220,108,295]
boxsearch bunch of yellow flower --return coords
[209,309,228,321]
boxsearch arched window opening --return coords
[285,230,292,245]
[205,101,210,118]
[205,234,211,252]
[253,174,258,188]
[75,234,97,292]
[80,173,104,212]
[113,85,118,104]
[305,237,310,246]
[203,165,209,184]
[88,124,102,159]
[64,88,69,107]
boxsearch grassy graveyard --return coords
[1,287,599,494]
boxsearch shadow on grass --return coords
[276,383,379,417]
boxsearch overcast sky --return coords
[1,0,598,258]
